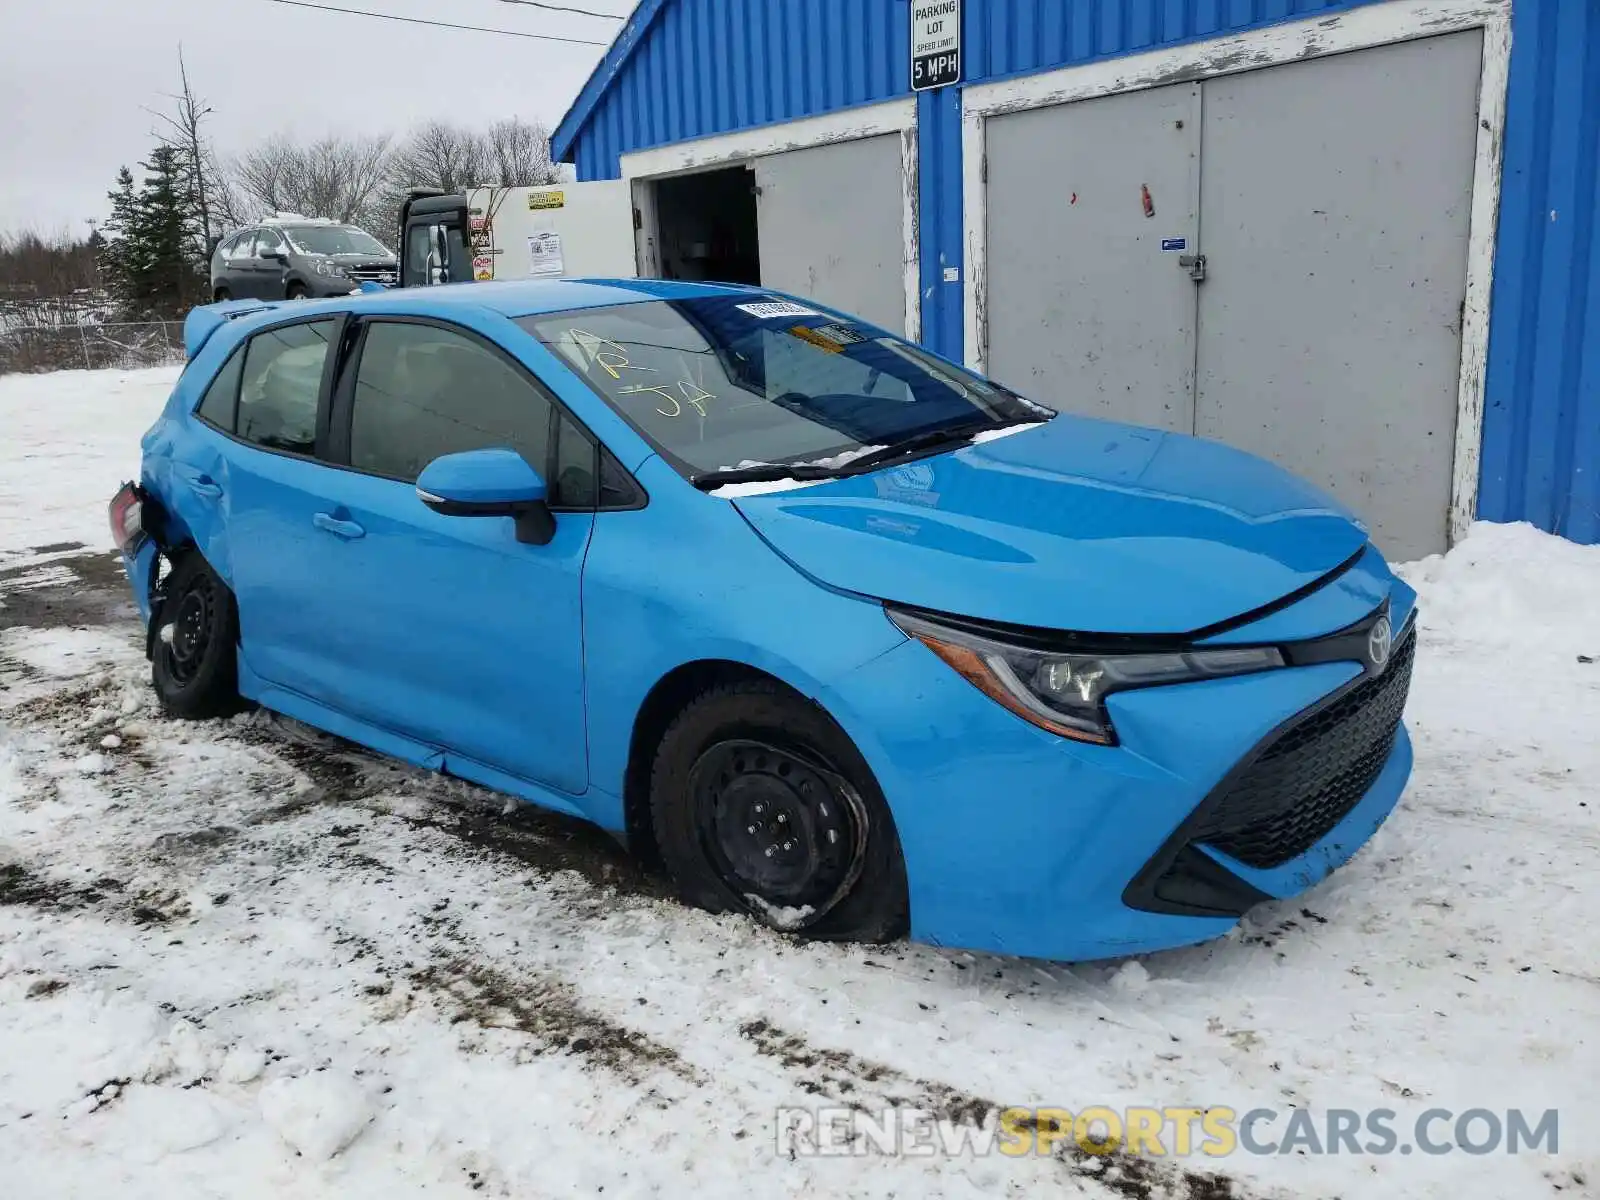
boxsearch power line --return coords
[498,0,626,19]
[256,0,610,44]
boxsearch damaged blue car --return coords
[110,279,1415,961]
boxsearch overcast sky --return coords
[0,0,638,234]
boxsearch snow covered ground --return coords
[1,366,1597,1199]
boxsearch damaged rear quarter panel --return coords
[140,332,242,587]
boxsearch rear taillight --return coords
[109,483,144,552]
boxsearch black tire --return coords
[650,680,908,942]
[286,282,309,300]
[213,286,231,302]
[151,553,241,719]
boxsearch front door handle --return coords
[312,512,365,540]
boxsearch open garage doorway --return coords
[636,129,912,337]
[652,166,760,285]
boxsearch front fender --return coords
[580,458,909,832]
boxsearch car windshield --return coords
[519,297,1050,479]
[282,225,391,257]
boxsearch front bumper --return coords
[831,553,1418,962]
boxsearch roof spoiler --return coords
[183,299,281,360]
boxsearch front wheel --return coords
[151,553,241,719]
[285,282,309,300]
[650,681,908,941]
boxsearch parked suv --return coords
[211,217,397,301]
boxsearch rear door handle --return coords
[312,512,366,540]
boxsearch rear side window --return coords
[349,322,554,485]
[237,320,335,454]
[195,347,243,430]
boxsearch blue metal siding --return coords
[1479,0,1600,543]
[566,0,908,181]
[965,0,1351,76]
[558,0,1600,543]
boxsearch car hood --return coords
[731,415,1371,635]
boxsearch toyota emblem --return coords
[1367,615,1393,671]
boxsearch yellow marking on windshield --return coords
[677,380,715,417]
[617,378,719,419]
[619,383,683,417]
[569,328,657,381]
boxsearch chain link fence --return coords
[0,320,186,374]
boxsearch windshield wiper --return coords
[835,425,989,473]
[841,417,1049,474]
[690,463,844,491]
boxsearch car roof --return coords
[368,277,762,317]
[187,278,769,359]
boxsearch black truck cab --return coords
[397,190,474,288]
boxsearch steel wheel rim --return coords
[688,739,868,929]
[165,575,215,685]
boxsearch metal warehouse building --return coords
[545,0,1598,556]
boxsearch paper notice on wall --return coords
[528,232,564,277]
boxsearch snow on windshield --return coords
[283,226,392,258]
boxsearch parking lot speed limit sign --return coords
[911,0,961,91]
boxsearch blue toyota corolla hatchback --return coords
[110,279,1416,961]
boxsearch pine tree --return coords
[98,148,206,318]
[99,167,141,313]
[136,145,204,315]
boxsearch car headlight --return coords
[888,608,1284,745]
[314,259,347,277]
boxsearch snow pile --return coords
[259,1075,374,1163]
[0,366,178,558]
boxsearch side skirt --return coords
[235,654,594,823]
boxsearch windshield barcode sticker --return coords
[812,323,867,345]
[736,301,821,319]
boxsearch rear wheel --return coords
[151,553,241,719]
[213,286,231,302]
[286,282,309,300]
[650,681,908,941]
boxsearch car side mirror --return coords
[415,448,555,545]
[262,248,287,263]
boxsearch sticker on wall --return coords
[736,300,821,319]
[474,268,494,281]
[1160,237,1187,252]
[528,190,566,210]
[528,232,564,277]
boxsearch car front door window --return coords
[349,322,554,483]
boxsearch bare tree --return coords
[483,118,564,188]
[387,121,493,196]
[231,133,394,230]
[148,49,222,257]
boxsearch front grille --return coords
[347,265,397,285]
[1192,626,1416,869]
